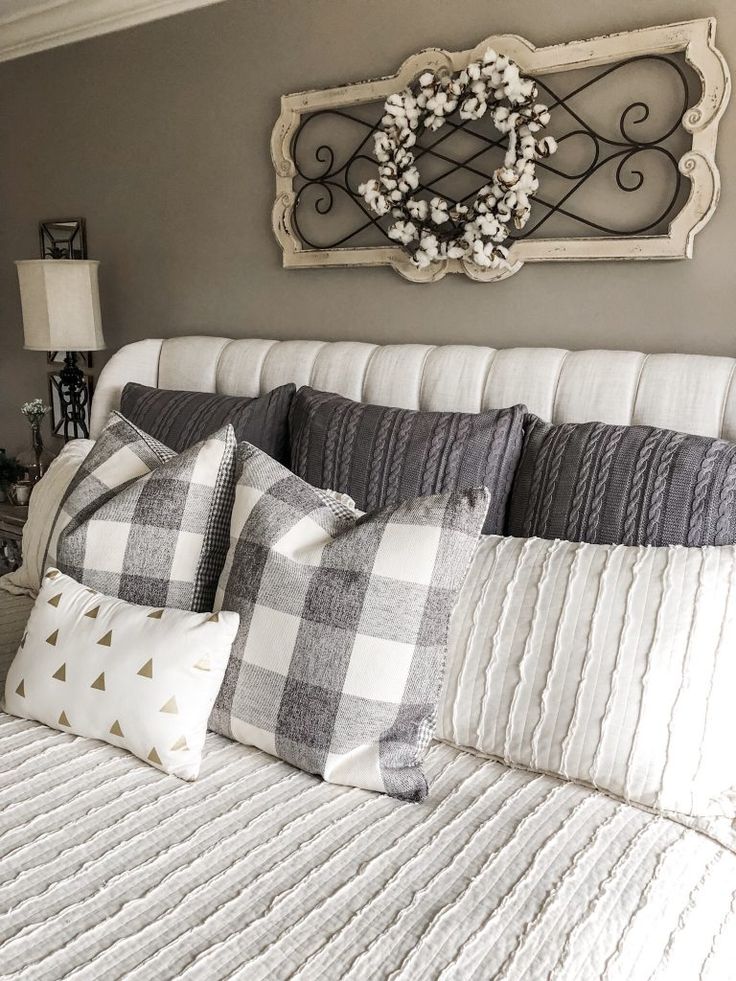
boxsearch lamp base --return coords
[57,351,90,440]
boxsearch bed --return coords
[3,337,736,980]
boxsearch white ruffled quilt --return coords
[1,591,735,980]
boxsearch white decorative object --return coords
[0,438,95,598]
[439,535,736,845]
[4,569,239,780]
[272,19,730,282]
[15,260,105,352]
[358,50,556,271]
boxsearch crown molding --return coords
[0,0,229,63]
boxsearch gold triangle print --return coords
[160,696,178,715]
[46,629,59,647]
[147,609,164,620]
[193,655,211,672]
[58,710,70,727]
[110,720,124,737]
[84,605,100,619]
[97,630,113,647]
[148,747,162,765]
[91,672,106,691]
[84,587,98,594]
[206,613,219,623]
[15,679,25,697]
[48,593,62,607]
[170,735,188,751]
[52,663,66,682]
[45,569,60,580]
[138,659,153,679]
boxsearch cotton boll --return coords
[495,166,519,189]
[483,48,498,64]
[388,220,418,244]
[419,71,435,88]
[413,249,431,269]
[419,233,439,259]
[495,55,509,71]
[408,198,429,220]
[472,249,492,269]
[404,168,420,190]
[468,62,481,81]
[536,135,557,157]
[514,208,531,229]
[478,216,499,236]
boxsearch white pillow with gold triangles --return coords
[3,569,239,780]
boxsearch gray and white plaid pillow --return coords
[211,442,489,801]
[53,412,237,612]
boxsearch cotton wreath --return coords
[359,49,557,270]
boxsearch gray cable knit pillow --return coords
[508,415,736,546]
[289,387,526,534]
[121,382,295,462]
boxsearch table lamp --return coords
[16,259,105,440]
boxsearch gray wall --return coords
[1,0,734,452]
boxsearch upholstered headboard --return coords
[91,337,736,441]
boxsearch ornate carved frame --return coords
[271,19,730,282]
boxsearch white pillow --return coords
[4,569,239,780]
[1,439,94,597]
[439,535,736,840]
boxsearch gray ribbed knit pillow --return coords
[289,387,526,534]
[120,382,295,463]
[508,415,736,546]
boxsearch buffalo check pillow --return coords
[211,442,489,801]
[54,412,237,612]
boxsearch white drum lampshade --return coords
[15,259,105,352]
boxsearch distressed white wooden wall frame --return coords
[271,19,730,282]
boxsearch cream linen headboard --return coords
[91,337,736,441]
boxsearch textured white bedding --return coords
[2,590,736,981]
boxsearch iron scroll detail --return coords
[290,56,691,251]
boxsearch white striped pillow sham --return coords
[438,535,736,842]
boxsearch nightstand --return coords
[0,504,28,574]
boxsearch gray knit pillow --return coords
[508,415,736,546]
[121,383,295,463]
[289,387,526,534]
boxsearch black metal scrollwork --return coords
[290,55,692,250]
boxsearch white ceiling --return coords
[0,0,229,63]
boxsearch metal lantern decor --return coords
[16,259,105,440]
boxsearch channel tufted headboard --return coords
[91,337,736,441]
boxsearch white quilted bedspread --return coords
[1,592,736,981]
